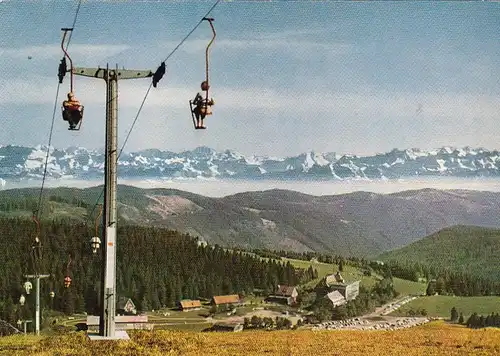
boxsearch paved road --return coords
[367,295,418,317]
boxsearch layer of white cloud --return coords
[1,77,498,121]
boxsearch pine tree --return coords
[62,289,75,315]
[435,277,447,295]
[458,312,464,324]
[466,312,478,328]
[140,295,150,312]
[450,307,458,322]
[426,281,436,296]
[74,292,85,313]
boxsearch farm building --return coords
[325,290,347,307]
[211,294,241,307]
[326,271,345,285]
[178,299,202,311]
[325,273,360,301]
[266,285,299,306]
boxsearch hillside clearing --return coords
[284,257,425,296]
[283,258,378,289]
[392,278,426,296]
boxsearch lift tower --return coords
[73,64,153,339]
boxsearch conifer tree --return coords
[450,307,458,322]
[458,312,464,324]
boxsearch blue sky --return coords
[0,0,499,157]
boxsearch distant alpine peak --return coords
[0,144,498,181]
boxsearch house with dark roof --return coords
[266,285,299,306]
[178,299,202,311]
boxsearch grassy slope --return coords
[1,322,500,355]
[379,225,500,280]
[392,278,426,296]
[391,295,500,318]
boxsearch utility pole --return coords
[24,274,50,335]
[73,64,152,340]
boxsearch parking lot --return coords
[312,316,429,331]
[311,295,429,331]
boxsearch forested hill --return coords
[378,226,500,281]
[0,218,316,319]
[3,186,500,257]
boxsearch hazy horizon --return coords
[2,176,499,198]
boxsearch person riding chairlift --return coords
[62,92,81,129]
[192,81,214,129]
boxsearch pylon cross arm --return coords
[72,67,153,79]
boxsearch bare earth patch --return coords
[147,195,204,218]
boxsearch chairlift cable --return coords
[35,83,60,220]
[67,0,83,45]
[162,0,221,63]
[87,0,221,218]
[35,0,83,221]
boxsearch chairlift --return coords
[190,17,216,130]
[60,28,84,131]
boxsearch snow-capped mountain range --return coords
[0,145,499,181]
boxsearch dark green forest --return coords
[0,218,316,325]
[378,226,500,281]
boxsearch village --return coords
[82,271,428,333]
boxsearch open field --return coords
[1,321,499,355]
[390,296,500,318]
[392,278,427,296]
